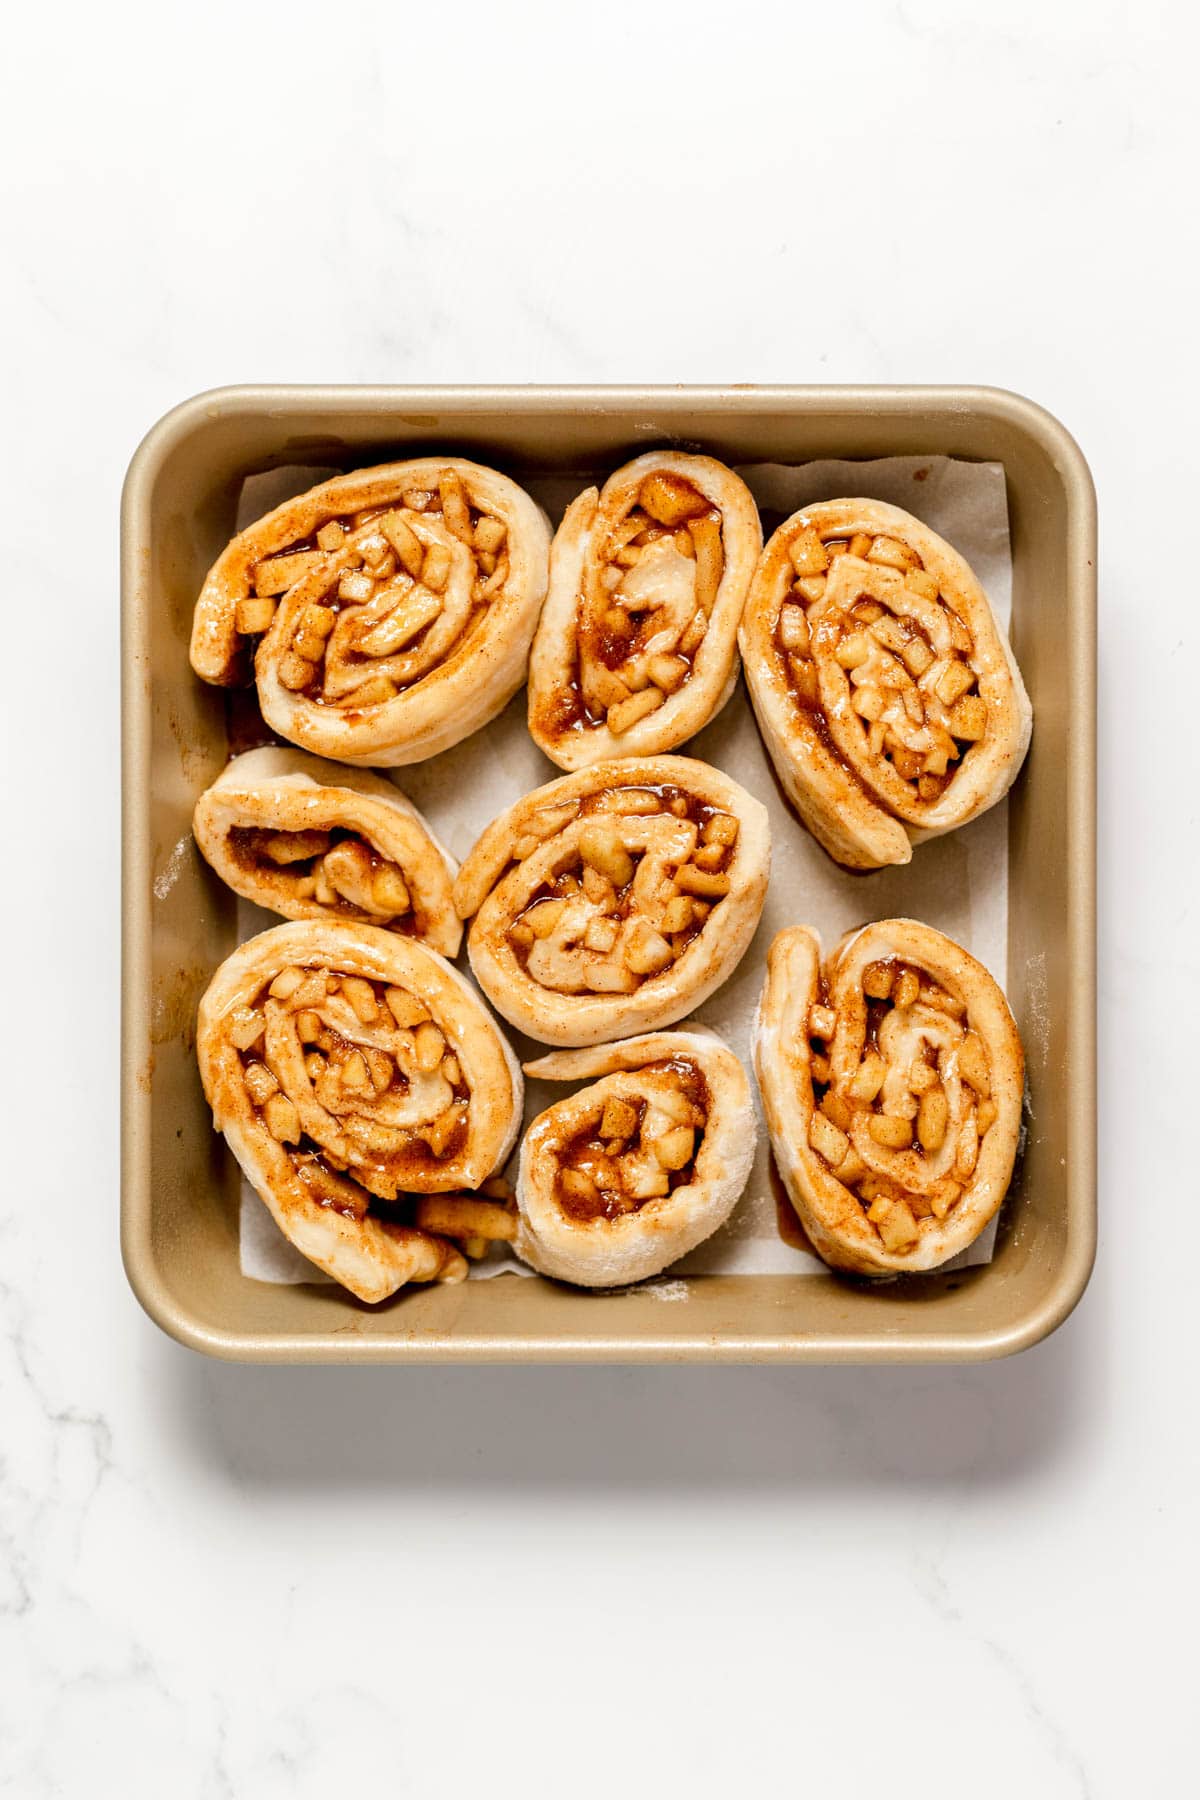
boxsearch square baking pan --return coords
[121,384,1096,1363]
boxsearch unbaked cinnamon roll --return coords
[452,756,771,1046]
[755,920,1024,1275]
[516,1031,755,1286]
[740,499,1032,869]
[190,458,551,766]
[193,747,461,958]
[197,921,523,1302]
[528,452,761,768]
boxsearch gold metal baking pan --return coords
[120,385,1096,1363]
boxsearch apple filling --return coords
[552,1057,711,1222]
[803,957,998,1253]
[228,826,415,924]
[500,786,739,996]
[562,472,724,735]
[235,468,510,711]
[775,523,987,806]
[228,963,481,1204]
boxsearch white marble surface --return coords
[3,0,1194,1793]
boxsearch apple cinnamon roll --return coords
[740,499,1032,869]
[516,1031,755,1286]
[193,747,461,958]
[755,920,1024,1276]
[528,452,762,768]
[197,921,523,1302]
[452,756,771,1046]
[190,458,551,766]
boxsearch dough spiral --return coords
[190,458,551,766]
[755,919,1024,1275]
[516,1030,755,1287]
[453,756,770,1046]
[740,499,1031,868]
[529,452,761,768]
[197,921,523,1301]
